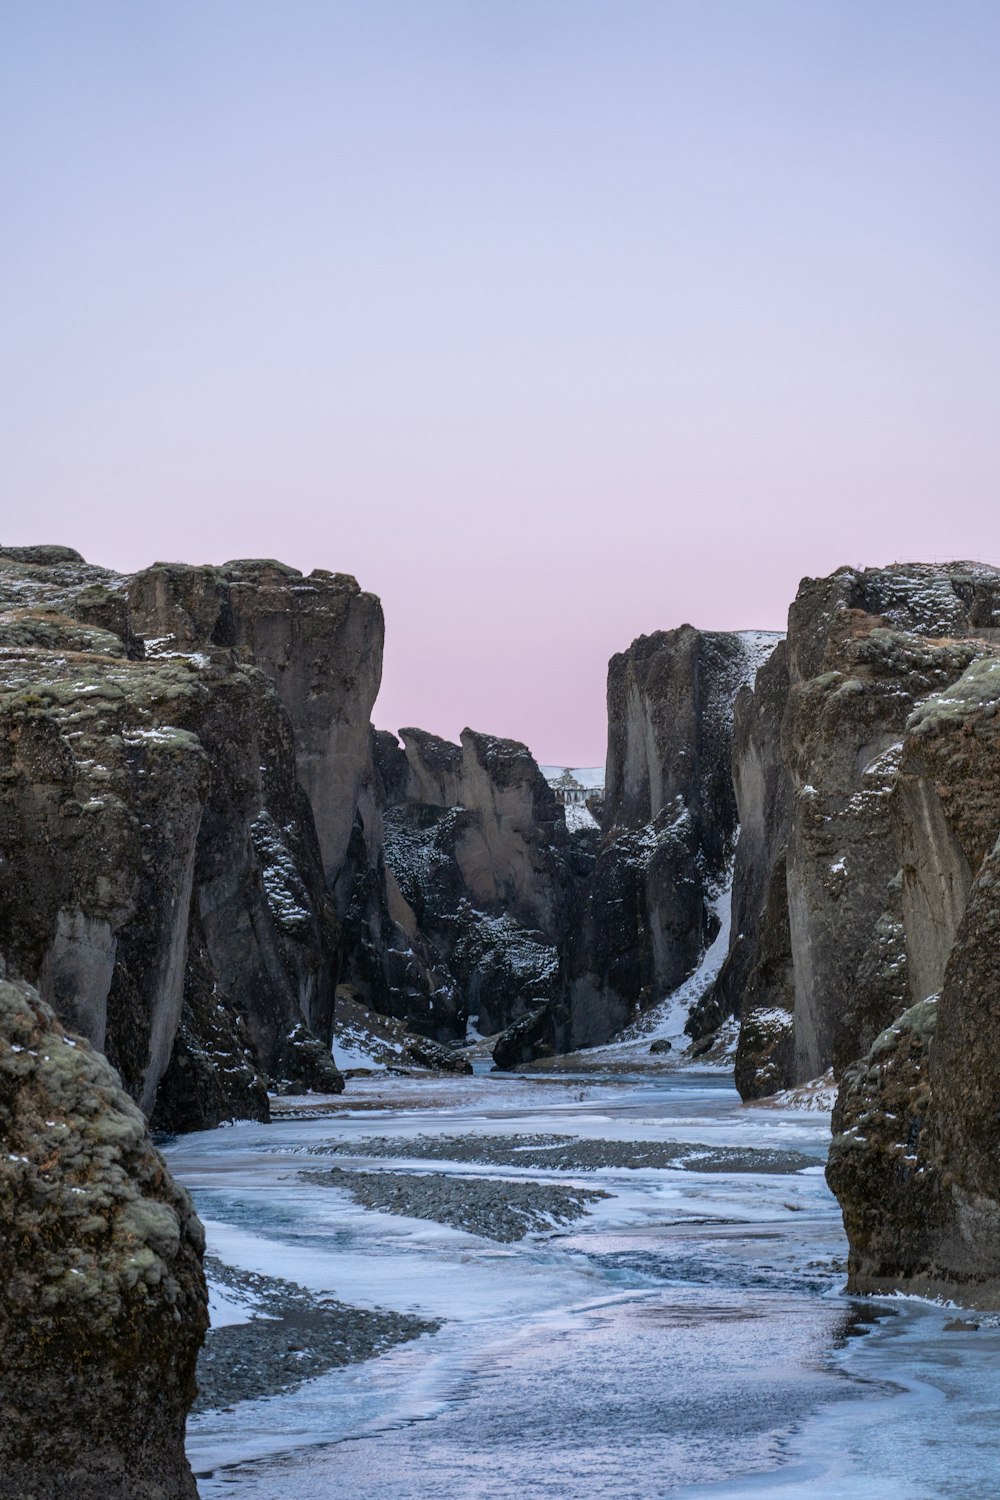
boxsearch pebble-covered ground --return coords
[195,1258,438,1411]
[305,1132,817,1175]
[301,1165,610,1240]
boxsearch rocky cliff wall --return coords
[565,627,778,1049]
[0,966,207,1498]
[325,729,460,1040]
[723,563,1000,1102]
[127,558,384,886]
[827,648,1000,1303]
[377,726,579,1039]
[0,547,383,1128]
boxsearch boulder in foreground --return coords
[0,971,207,1499]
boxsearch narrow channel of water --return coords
[164,1070,1000,1498]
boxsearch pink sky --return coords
[3,3,999,764]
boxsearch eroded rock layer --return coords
[827,648,1000,1302]
[377,726,580,1040]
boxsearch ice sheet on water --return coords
[167,1069,1000,1499]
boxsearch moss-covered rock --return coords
[0,973,206,1498]
[826,997,948,1294]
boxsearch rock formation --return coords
[0,546,391,1127]
[827,646,1000,1302]
[128,559,384,886]
[376,726,577,1039]
[564,626,778,1049]
[717,563,1000,1101]
[0,967,206,1499]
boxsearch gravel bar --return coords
[195,1257,438,1412]
[305,1132,817,1175]
[303,1166,610,1241]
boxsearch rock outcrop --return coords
[377,727,577,1039]
[721,563,1000,1101]
[713,642,797,1097]
[325,730,459,1040]
[0,548,393,1127]
[565,627,778,1049]
[0,968,207,1499]
[827,648,1000,1302]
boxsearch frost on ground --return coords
[747,1069,838,1114]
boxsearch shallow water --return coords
[164,1070,1000,1498]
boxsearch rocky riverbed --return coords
[195,1258,437,1411]
[301,1165,610,1240]
[305,1131,816,1175]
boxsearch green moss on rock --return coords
[0,974,206,1499]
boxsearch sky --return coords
[2,1,999,765]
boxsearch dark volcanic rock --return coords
[492,1003,554,1070]
[702,642,795,1090]
[329,730,457,1040]
[826,997,947,1297]
[0,971,206,1499]
[724,563,1000,1101]
[379,727,574,1038]
[334,993,472,1073]
[565,627,778,1049]
[0,549,366,1128]
[827,649,1000,1302]
[127,558,384,887]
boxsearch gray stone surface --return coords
[566,627,777,1049]
[0,548,350,1129]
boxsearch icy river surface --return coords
[165,1069,1000,1499]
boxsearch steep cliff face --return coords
[328,730,458,1039]
[827,650,1000,1302]
[725,563,1000,1100]
[127,558,384,885]
[0,549,366,1128]
[0,968,207,1499]
[706,643,795,1097]
[378,727,575,1038]
[565,627,778,1049]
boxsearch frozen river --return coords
[164,1068,1000,1498]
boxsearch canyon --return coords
[3,542,1000,1493]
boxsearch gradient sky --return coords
[2,2,999,764]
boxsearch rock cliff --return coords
[0,547,389,1127]
[721,563,1000,1101]
[827,645,1000,1302]
[328,729,458,1038]
[0,967,206,1499]
[565,626,778,1048]
[377,726,576,1039]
